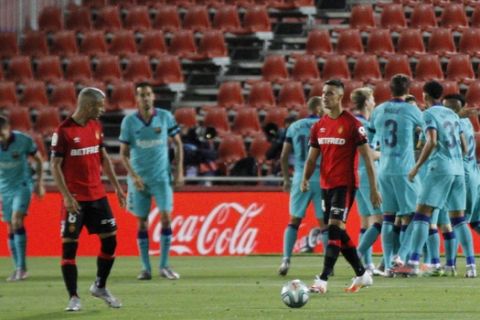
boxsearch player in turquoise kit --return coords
[120,83,184,280]
[278,96,327,276]
[0,116,45,281]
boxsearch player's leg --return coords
[2,195,18,281]
[425,224,442,275]
[279,216,301,276]
[10,186,31,280]
[377,174,398,275]
[440,223,457,276]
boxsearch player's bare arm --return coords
[51,156,80,213]
[301,147,320,192]
[119,142,145,191]
[409,128,437,182]
[101,148,126,208]
[172,133,184,188]
[280,142,292,192]
[358,143,382,208]
[31,151,45,198]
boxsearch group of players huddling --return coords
[279,74,480,294]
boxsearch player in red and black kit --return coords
[301,79,382,294]
[51,88,126,311]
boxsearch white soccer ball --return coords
[281,279,310,308]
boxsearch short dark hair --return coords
[324,79,344,90]
[0,115,9,128]
[423,81,443,100]
[136,82,153,91]
[443,93,465,107]
[390,74,410,96]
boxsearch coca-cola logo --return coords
[148,202,264,255]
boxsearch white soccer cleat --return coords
[392,255,405,267]
[160,267,180,280]
[465,265,477,278]
[345,271,373,293]
[17,269,28,280]
[278,258,290,276]
[443,265,457,277]
[309,276,328,294]
[6,270,18,282]
[89,283,122,308]
[65,296,81,312]
[137,270,152,280]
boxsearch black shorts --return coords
[61,197,117,239]
[322,186,357,224]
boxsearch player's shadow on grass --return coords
[17,310,101,320]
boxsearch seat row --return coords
[82,0,313,9]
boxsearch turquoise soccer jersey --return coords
[369,99,424,175]
[119,108,180,183]
[356,114,378,189]
[460,118,477,173]
[0,131,37,194]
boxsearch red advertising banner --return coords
[1,192,477,256]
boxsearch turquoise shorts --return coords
[430,208,450,225]
[378,174,419,215]
[127,179,173,217]
[289,178,323,219]
[465,172,479,216]
[418,174,466,211]
[1,184,32,222]
[356,186,382,217]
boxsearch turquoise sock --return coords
[14,228,26,270]
[137,230,151,272]
[358,223,381,264]
[423,244,430,264]
[358,228,372,266]
[381,216,395,269]
[321,229,328,255]
[427,229,440,266]
[7,233,17,269]
[283,224,299,259]
[451,217,475,266]
[408,213,430,264]
[443,231,456,267]
[393,225,401,254]
[160,228,172,269]
[397,222,414,262]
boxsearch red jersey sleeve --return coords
[352,117,368,146]
[309,121,320,148]
[51,128,67,157]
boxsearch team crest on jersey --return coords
[154,127,162,134]
[73,137,80,143]
[337,126,344,134]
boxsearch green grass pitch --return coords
[0,256,479,320]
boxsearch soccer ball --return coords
[280,279,309,308]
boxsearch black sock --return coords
[61,242,78,298]
[320,225,342,281]
[95,236,117,288]
[340,230,366,277]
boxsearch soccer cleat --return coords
[160,267,180,280]
[137,270,152,280]
[278,258,290,276]
[424,266,444,277]
[6,270,18,282]
[442,266,457,277]
[17,269,28,280]
[391,264,419,277]
[465,265,477,278]
[65,296,81,312]
[89,283,122,308]
[345,271,373,293]
[309,276,327,294]
[383,269,394,278]
[392,255,405,267]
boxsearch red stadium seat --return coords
[183,5,211,32]
[397,29,425,56]
[38,6,63,33]
[446,54,475,84]
[108,81,136,111]
[137,30,167,57]
[217,134,246,166]
[0,65,3,80]
[195,0,225,8]
[203,108,230,135]
[336,29,364,56]
[21,81,48,109]
[197,30,228,59]
[213,5,245,33]
[278,81,306,111]
[309,80,323,98]
[427,28,456,56]
[50,81,77,110]
[65,6,92,32]
[77,79,106,93]
[342,80,365,110]
[21,31,48,57]
[440,3,468,30]
[95,6,122,32]
[94,55,122,83]
[441,80,460,97]
[384,54,413,80]
[415,54,444,81]
[408,80,425,107]
[380,4,407,31]
[0,32,19,58]
[243,5,271,32]
[466,81,480,108]
[174,108,197,129]
[248,81,276,109]
[123,54,153,83]
[0,82,18,108]
[124,5,152,31]
[51,30,78,56]
[410,4,437,30]
[217,81,244,109]
[153,5,181,33]
[353,54,382,83]
[83,0,107,8]
[366,29,395,56]
[154,55,184,85]
[459,28,480,57]
[322,55,350,81]
[35,56,63,83]
[224,0,253,7]
[472,5,480,28]
[291,55,320,84]
[373,81,393,105]
[109,0,136,7]
[232,108,262,137]
[263,107,288,128]
[305,29,333,57]
[9,107,32,132]
[349,4,375,30]
[249,134,271,164]
[35,107,61,136]
[169,30,198,59]
[65,55,92,83]
[261,55,288,84]
[109,30,137,56]
[6,56,33,83]
[79,31,108,56]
